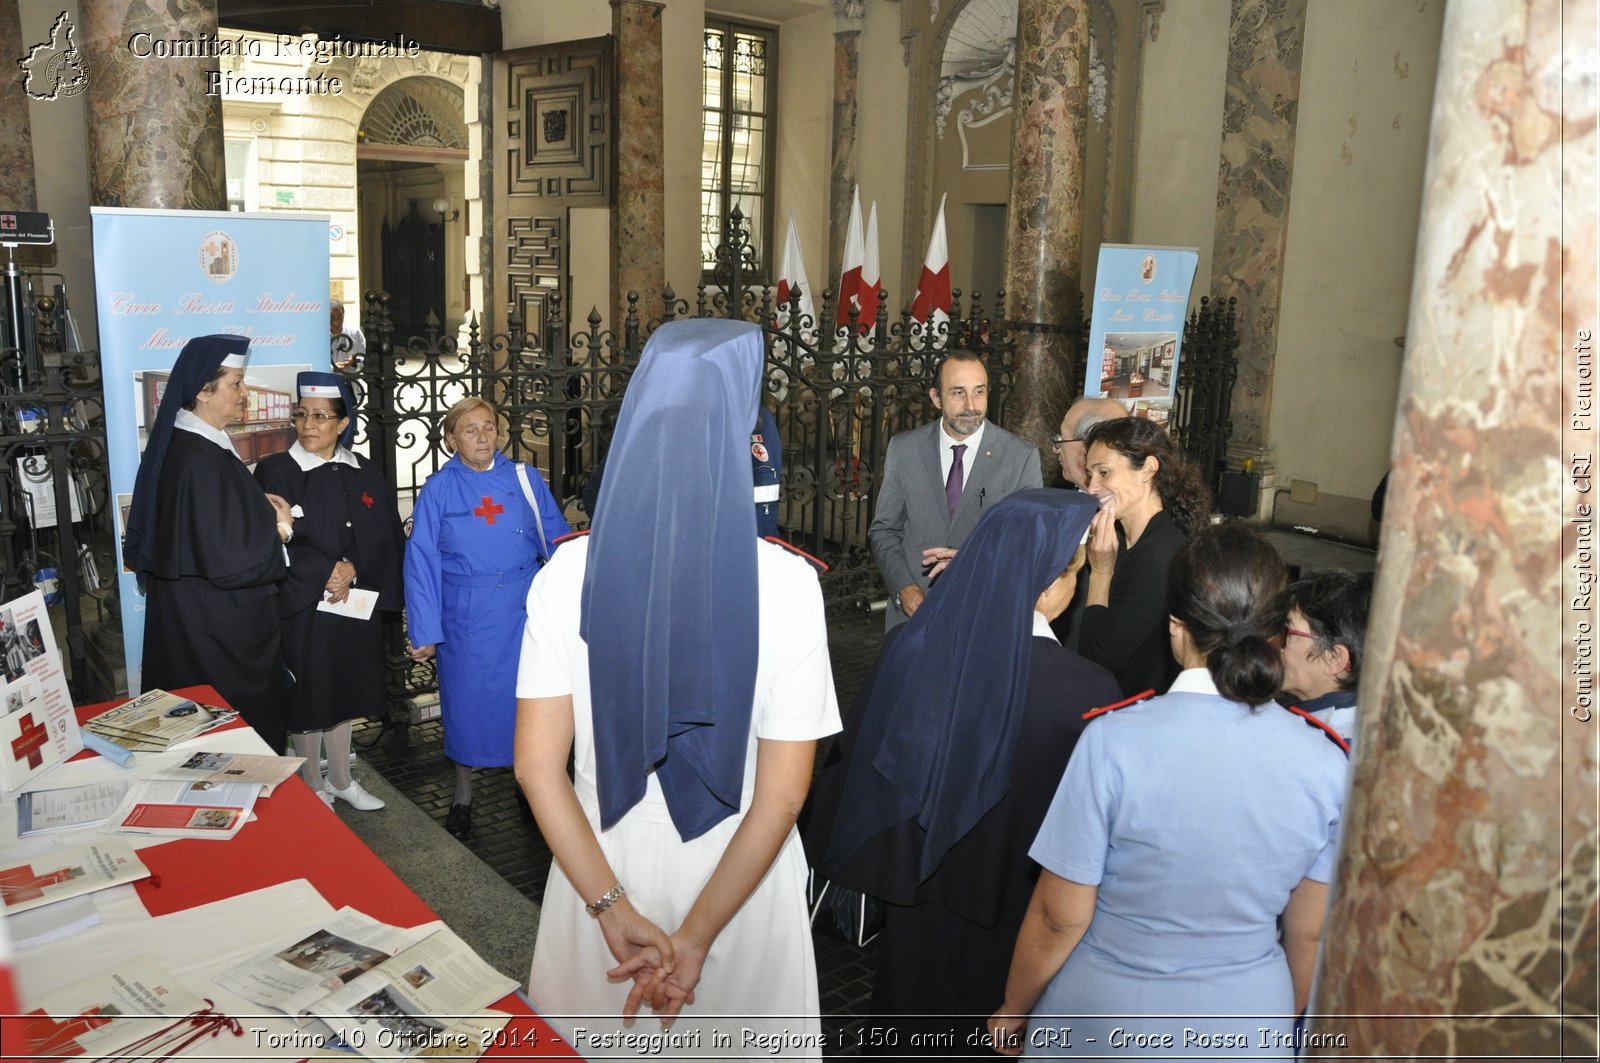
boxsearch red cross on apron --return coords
[474,496,505,525]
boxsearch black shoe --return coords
[445,803,473,840]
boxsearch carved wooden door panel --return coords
[491,38,611,339]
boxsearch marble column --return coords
[611,0,665,341]
[1001,0,1090,458]
[1310,0,1596,1057]
[0,3,37,212]
[828,0,863,284]
[1208,0,1306,458]
[80,0,225,210]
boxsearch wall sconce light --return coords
[431,197,460,222]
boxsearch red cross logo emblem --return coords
[10,712,49,768]
[474,496,505,525]
[361,491,375,509]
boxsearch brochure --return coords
[0,589,82,791]
[217,909,517,1060]
[106,778,262,839]
[18,955,210,1060]
[0,839,151,915]
[16,779,131,835]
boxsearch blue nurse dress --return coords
[1024,669,1347,1059]
[404,452,570,766]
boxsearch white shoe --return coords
[324,779,385,811]
[317,788,334,807]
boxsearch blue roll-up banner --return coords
[1083,245,1200,430]
[91,207,330,693]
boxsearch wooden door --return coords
[491,38,612,341]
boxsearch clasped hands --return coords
[325,559,357,604]
[597,898,707,1028]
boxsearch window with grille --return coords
[702,19,777,276]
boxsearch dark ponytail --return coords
[1167,524,1289,705]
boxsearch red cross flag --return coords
[857,200,882,328]
[774,210,816,336]
[911,193,952,329]
[835,185,865,328]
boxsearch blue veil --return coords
[582,319,763,841]
[827,488,1099,879]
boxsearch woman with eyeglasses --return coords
[405,396,571,840]
[255,372,404,810]
[986,524,1347,1058]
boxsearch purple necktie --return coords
[946,443,967,519]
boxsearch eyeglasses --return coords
[291,410,341,424]
[1285,626,1317,640]
[1050,436,1081,452]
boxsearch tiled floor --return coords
[351,529,1375,1056]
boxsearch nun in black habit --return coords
[254,372,405,809]
[124,334,296,752]
[806,488,1120,1052]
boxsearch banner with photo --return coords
[91,207,330,693]
[1083,245,1200,430]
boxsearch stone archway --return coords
[355,76,469,339]
[315,51,482,339]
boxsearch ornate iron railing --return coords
[0,281,116,701]
[351,208,1235,707]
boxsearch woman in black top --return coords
[1078,417,1211,696]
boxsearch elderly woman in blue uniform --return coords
[254,372,405,811]
[405,396,570,839]
[124,334,297,753]
[988,524,1347,1058]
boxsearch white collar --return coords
[174,408,240,457]
[1168,668,1221,696]
[288,439,359,470]
[938,418,985,455]
[1031,610,1059,643]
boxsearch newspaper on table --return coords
[147,750,305,796]
[18,955,211,1060]
[0,838,151,914]
[217,908,518,1060]
[83,688,219,752]
[105,778,262,839]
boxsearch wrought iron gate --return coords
[348,208,1236,706]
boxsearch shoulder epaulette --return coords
[1284,705,1351,756]
[1081,689,1156,721]
[552,529,590,545]
[762,535,829,574]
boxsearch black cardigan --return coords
[1078,508,1184,697]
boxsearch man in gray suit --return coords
[869,351,1043,629]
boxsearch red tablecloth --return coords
[69,687,579,1060]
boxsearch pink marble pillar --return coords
[0,3,38,212]
[1001,0,1090,458]
[1311,0,1597,1056]
[1208,0,1306,456]
[611,0,665,338]
[80,0,225,209]
[828,0,863,284]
